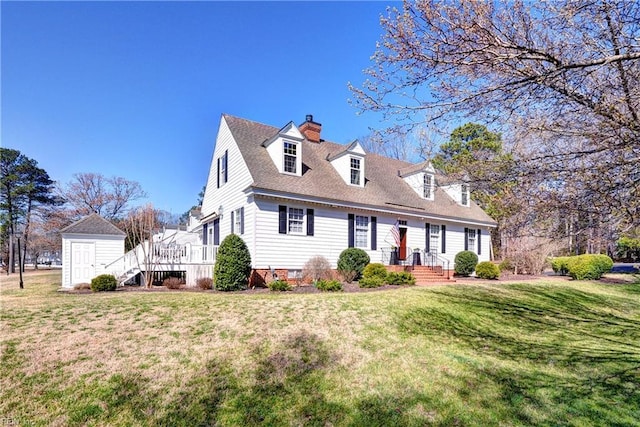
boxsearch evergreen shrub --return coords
[362,263,388,281]
[91,274,117,292]
[386,271,416,286]
[268,280,292,291]
[475,262,500,279]
[454,251,479,276]
[337,248,370,282]
[359,276,385,288]
[315,279,343,292]
[214,234,252,291]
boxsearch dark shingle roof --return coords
[224,114,497,226]
[60,214,126,236]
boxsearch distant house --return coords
[60,214,126,288]
[197,114,497,284]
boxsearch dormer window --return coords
[350,157,361,185]
[283,141,298,174]
[461,184,469,206]
[423,174,434,200]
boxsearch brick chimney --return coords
[299,114,322,143]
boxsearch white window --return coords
[429,224,440,253]
[424,174,433,199]
[467,228,476,251]
[350,157,361,185]
[288,207,304,233]
[284,141,297,174]
[461,184,469,206]
[217,150,228,188]
[355,215,368,248]
[234,208,242,235]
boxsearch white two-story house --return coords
[198,114,497,286]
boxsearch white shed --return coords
[60,214,126,289]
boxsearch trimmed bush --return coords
[566,254,613,280]
[268,280,292,291]
[214,234,252,291]
[475,262,500,279]
[454,251,479,276]
[196,277,213,290]
[337,248,370,282]
[90,274,117,292]
[362,263,388,280]
[386,271,416,286]
[163,277,184,289]
[551,256,570,275]
[315,279,343,292]
[359,276,385,288]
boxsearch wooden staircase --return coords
[411,265,456,285]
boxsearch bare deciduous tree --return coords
[59,172,146,220]
[350,0,640,229]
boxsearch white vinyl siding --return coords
[252,198,492,270]
[61,234,125,288]
[201,116,256,254]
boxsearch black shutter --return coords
[441,225,446,254]
[240,207,245,235]
[230,210,234,234]
[278,205,287,234]
[202,223,208,245]
[348,214,355,248]
[371,216,377,250]
[425,223,431,252]
[464,228,469,251]
[216,157,220,188]
[224,150,228,183]
[477,228,482,255]
[213,218,220,245]
[307,209,314,236]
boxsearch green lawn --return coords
[1,271,639,426]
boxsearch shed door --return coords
[72,242,95,285]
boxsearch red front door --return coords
[399,227,407,260]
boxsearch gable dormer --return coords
[262,121,305,176]
[441,179,471,207]
[399,161,436,200]
[327,140,366,187]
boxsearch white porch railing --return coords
[105,243,218,283]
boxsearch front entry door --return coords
[399,227,408,260]
[72,242,95,285]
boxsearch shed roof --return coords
[60,213,126,236]
[224,114,497,226]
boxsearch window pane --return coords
[467,228,476,250]
[355,215,368,247]
[429,224,440,253]
[350,158,361,185]
[288,207,304,233]
[284,142,297,173]
[461,184,469,205]
[424,174,432,198]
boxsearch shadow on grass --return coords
[398,285,640,424]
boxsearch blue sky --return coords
[2,1,399,216]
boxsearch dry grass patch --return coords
[2,270,639,426]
